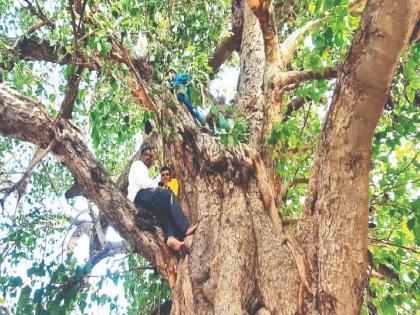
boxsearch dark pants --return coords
[177,93,204,124]
[134,188,190,240]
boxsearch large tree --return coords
[0,0,419,314]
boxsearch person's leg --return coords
[135,189,185,251]
[177,93,195,116]
[167,192,199,237]
[165,220,185,251]
[186,85,193,104]
[134,189,196,250]
[134,189,169,216]
[177,93,204,124]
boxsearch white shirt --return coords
[127,160,156,201]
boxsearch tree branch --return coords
[58,66,84,119]
[278,0,364,69]
[246,0,280,64]
[5,36,72,67]
[64,128,159,199]
[367,250,399,283]
[282,97,305,121]
[279,19,323,69]
[0,148,47,208]
[298,0,417,312]
[57,241,128,295]
[21,0,54,31]
[208,0,244,77]
[0,84,176,281]
[27,20,48,35]
[274,67,337,88]
[109,34,158,114]
[208,33,241,76]
[291,178,309,186]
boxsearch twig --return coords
[76,0,89,34]
[0,143,56,209]
[299,102,312,135]
[369,238,419,254]
[21,0,54,31]
[68,0,79,58]
[109,34,160,117]
[87,266,153,278]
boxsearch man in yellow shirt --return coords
[160,166,179,196]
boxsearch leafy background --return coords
[0,0,418,314]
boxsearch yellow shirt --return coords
[166,178,179,196]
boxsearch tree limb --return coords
[279,19,324,69]
[274,67,337,88]
[278,0,364,69]
[57,241,128,295]
[282,97,305,121]
[0,84,176,281]
[208,33,241,76]
[208,0,244,77]
[298,0,418,312]
[109,34,158,114]
[27,20,48,35]
[5,37,73,68]
[246,0,280,64]
[21,0,54,31]
[58,66,84,119]
[56,0,88,120]
[0,148,46,208]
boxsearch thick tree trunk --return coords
[165,134,300,314]
[297,0,418,314]
[160,0,417,314]
[151,97,298,313]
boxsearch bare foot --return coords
[167,237,184,251]
[185,223,198,236]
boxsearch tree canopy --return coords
[0,0,418,314]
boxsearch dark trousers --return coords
[134,188,190,240]
[177,93,204,124]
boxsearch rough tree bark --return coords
[297,0,418,313]
[0,0,417,314]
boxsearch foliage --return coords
[209,104,249,146]
[123,255,170,315]
[0,0,418,314]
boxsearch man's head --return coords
[139,146,154,168]
[160,166,172,184]
[168,70,177,80]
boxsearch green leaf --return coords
[219,113,228,129]
[79,300,87,313]
[406,217,415,231]
[406,88,415,102]
[34,288,44,304]
[380,296,397,315]
[17,285,32,311]
[100,41,112,56]
[112,273,119,285]
[9,276,23,288]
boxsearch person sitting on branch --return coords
[127,145,197,251]
[169,70,205,125]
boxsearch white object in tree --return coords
[132,32,148,60]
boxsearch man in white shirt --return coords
[128,145,197,251]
